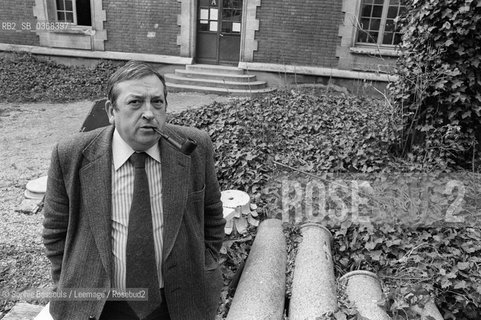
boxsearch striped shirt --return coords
[111,129,164,289]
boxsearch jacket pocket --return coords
[204,248,219,271]
[187,184,205,203]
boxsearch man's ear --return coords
[105,100,115,125]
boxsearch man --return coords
[43,61,226,320]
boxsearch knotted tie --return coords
[126,152,161,319]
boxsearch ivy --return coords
[333,222,481,319]
[0,52,118,103]
[389,0,481,170]
[170,91,397,201]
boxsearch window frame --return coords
[355,0,406,48]
[55,0,78,25]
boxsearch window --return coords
[198,5,218,32]
[55,0,91,26]
[356,0,406,46]
[198,0,242,33]
[33,0,106,50]
[221,0,242,33]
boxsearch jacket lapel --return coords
[79,126,114,281]
[161,125,191,261]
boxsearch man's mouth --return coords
[141,125,157,129]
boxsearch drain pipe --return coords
[226,219,287,320]
[289,223,338,319]
[340,270,390,320]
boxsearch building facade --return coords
[0,0,404,83]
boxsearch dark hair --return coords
[107,60,168,107]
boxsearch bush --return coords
[389,0,481,170]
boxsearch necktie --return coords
[126,152,161,319]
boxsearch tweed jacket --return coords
[42,124,226,320]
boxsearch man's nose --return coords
[142,103,155,120]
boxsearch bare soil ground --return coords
[0,92,232,318]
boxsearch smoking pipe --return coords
[152,127,198,155]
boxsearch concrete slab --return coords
[2,303,43,320]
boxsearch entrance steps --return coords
[165,64,274,96]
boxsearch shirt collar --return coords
[112,129,161,171]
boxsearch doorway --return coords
[196,0,243,65]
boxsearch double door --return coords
[196,0,243,65]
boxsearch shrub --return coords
[389,0,481,171]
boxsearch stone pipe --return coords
[410,300,444,320]
[226,219,287,320]
[340,270,390,320]
[289,223,338,319]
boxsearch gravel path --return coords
[0,92,232,317]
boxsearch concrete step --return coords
[174,69,257,82]
[168,64,273,95]
[165,82,275,96]
[186,64,245,75]
[165,74,268,90]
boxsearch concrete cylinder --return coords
[340,270,390,320]
[289,223,338,319]
[410,300,444,320]
[226,219,287,320]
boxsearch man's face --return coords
[105,75,167,151]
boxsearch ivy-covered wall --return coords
[390,0,481,170]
